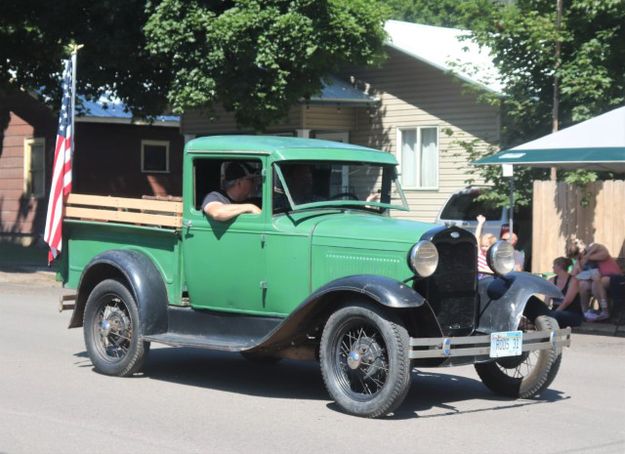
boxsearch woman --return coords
[545,257,584,327]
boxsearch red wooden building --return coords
[0,90,184,244]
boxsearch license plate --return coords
[490,331,523,358]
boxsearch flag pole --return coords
[69,44,83,179]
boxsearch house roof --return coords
[75,95,180,127]
[384,20,502,94]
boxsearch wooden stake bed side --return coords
[65,193,183,228]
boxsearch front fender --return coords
[477,272,563,333]
[247,274,428,353]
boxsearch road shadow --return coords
[385,369,569,420]
[75,347,570,417]
[139,347,326,401]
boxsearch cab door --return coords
[182,155,268,315]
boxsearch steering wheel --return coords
[329,192,359,201]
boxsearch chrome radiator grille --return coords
[415,227,478,337]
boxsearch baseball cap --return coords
[223,162,258,182]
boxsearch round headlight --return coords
[486,240,515,275]
[408,240,439,277]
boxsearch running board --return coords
[143,306,283,352]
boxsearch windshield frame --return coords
[273,161,410,213]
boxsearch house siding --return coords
[0,91,185,240]
[347,48,500,222]
[183,105,303,136]
[0,93,56,240]
[74,122,185,198]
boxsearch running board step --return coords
[143,306,283,352]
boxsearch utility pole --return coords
[551,0,563,181]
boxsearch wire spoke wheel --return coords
[475,315,562,398]
[320,302,411,418]
[84,279,149,377]
[93,296,133,363]
[334,323,389,399]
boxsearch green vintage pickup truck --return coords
[59,136,570,418]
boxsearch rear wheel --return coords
[320,302,411,418]
[474,315,562,398]
[83,279,150,376]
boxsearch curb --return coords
[572,321,624,337]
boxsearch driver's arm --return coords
[203,201,261,222]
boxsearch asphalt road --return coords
[1,276,624,454]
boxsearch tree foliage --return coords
[384,0,496,29]
[1,0,388,129]
[468,0,625,206]
[0,1,169,117]
[144,0,388,129]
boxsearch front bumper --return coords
[408,327,571,359]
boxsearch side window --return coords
[193,158,263,211]
[24,138,45,197]
[141,140,170,173]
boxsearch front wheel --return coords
[474,315,562,398]
[319,302,412,418]
[83,279,150,376]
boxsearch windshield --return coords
[273,161,408,213]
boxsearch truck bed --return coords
[59,193,184,305]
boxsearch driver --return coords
[202,162,261,221]
[283,163,316,205]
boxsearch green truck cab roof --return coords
[185,135,398,164]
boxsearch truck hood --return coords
[275,210,435,251]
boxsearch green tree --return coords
[1,1,388,129]
[466,0,625,206]
[0,1,169,118]
[384,0,496,29]
[144,0,389,129]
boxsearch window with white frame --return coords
[397,127,439,189]
[141,140,170,173]
[24,138,45,197]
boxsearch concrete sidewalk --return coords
[0,267,58,287]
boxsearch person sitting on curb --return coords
[566,238,623,322]
[475,214,497,279]
[202,162,262,222]
[545,257,584,328]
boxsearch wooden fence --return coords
[532,180,625,273]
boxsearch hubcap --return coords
[94,297,132,361]
[347,351,361,369]
[335,323,389,398]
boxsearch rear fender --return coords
[477,272,563,333]
[68,249,168,336]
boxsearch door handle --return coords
[183,220,192,232]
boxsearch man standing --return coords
[202,162,261,221]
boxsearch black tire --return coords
[474,315,562,398]
[83,279,150,376]
[319,302,411,418]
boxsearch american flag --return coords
[44,58,74,263]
